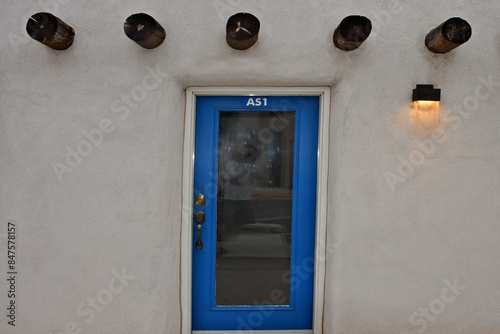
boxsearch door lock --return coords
[194,211,205,250]
[195,193,206,207]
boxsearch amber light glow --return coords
[412,84,441,133]
[412,100,440,133]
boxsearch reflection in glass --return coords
[216,111,295,306]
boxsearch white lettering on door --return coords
[246,98,267,106]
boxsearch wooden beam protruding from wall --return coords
[26,12,75,50]
[333,15,372,51]
[124,13,166,49]
[226,13,260,50]
[425,17,472,54]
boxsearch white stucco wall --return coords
[1,0,499,333]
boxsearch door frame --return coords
[181,87,331,334]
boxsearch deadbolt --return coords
[195,194,206,207]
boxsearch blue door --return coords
[192,96,319,331]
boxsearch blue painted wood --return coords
[192,96,319,331]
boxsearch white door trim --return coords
[181,87,331,334]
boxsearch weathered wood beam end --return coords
[226,13,260,50]
[333,15,372,51]
[425,17,472,54]
[26,12,75,50]
[124,13,166,49]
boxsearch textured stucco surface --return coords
[1,0,500,333]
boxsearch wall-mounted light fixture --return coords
[333,15,372,51]
[226,12,260,50]
[425,17,471,54]
[124,13,166,49]
[26,12,75,50]
[412,84,441,133]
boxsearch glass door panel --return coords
[216,111,295,306]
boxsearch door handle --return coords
[194,211,205,250]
